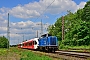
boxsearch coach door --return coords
[34,40,39,49]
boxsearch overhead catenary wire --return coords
[35,0,55,20]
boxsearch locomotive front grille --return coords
[50,37,56,45]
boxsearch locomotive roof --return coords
[41,34,52,37]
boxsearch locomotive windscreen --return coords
[41,34,52,38]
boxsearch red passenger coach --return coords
[22,41,28,49]
[27,40,34,49]
[18,43,22,48]
[18,44,21,48]
[18,38,39,50]
[27,38,39,49]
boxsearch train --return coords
[18,34,58,52]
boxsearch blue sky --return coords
[0,0,88,45]
[0,0,39,8]
[74,0,87,4]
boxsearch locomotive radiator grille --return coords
[50,37,57,45]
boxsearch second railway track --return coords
[56,50,90,60]
[31,50,90,60]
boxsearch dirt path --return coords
[0,53,20,60]
[0,50,20,60]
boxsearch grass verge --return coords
[0,47,52,60]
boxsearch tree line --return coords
[48,1,90,46]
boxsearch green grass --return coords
[59,44,90,49]
[0,47,52,60]
[64,45,90,49]
[59,45,90,52]
[20,50,52,60]
[0,48,8,56]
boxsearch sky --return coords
[0,0,88,45]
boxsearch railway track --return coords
[55,50,90,60]
[31,50,90,60]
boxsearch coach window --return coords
[29,42,31,46]
[25,43,26,46]
[29,43,30,46]
[21,44,23,46]
[27,43,28,46]
[19,44,20,46]
[25,43,27,46]
[33,41,34,45]
[34,41,37,45]
[35,41,37,45]
[22,44,23,46]
[31,42,32,46]
[24,44,25,46]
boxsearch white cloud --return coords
[0,19,7,27]
[9,5,41,19]
[8,0,86,19]
[0,27,7,34]
[0,0,86,19]
[9,20,49,43]
[44,0,86,14]
[77,1,86,9]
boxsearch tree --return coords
[82,1,90,22]
[0,36,9,48]
[76,9,83,20]
[48,18,62,41]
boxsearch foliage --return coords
[0,36,9,48]
[48,1,90,47]
[60,45,90,50]
[82,1,90,22]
